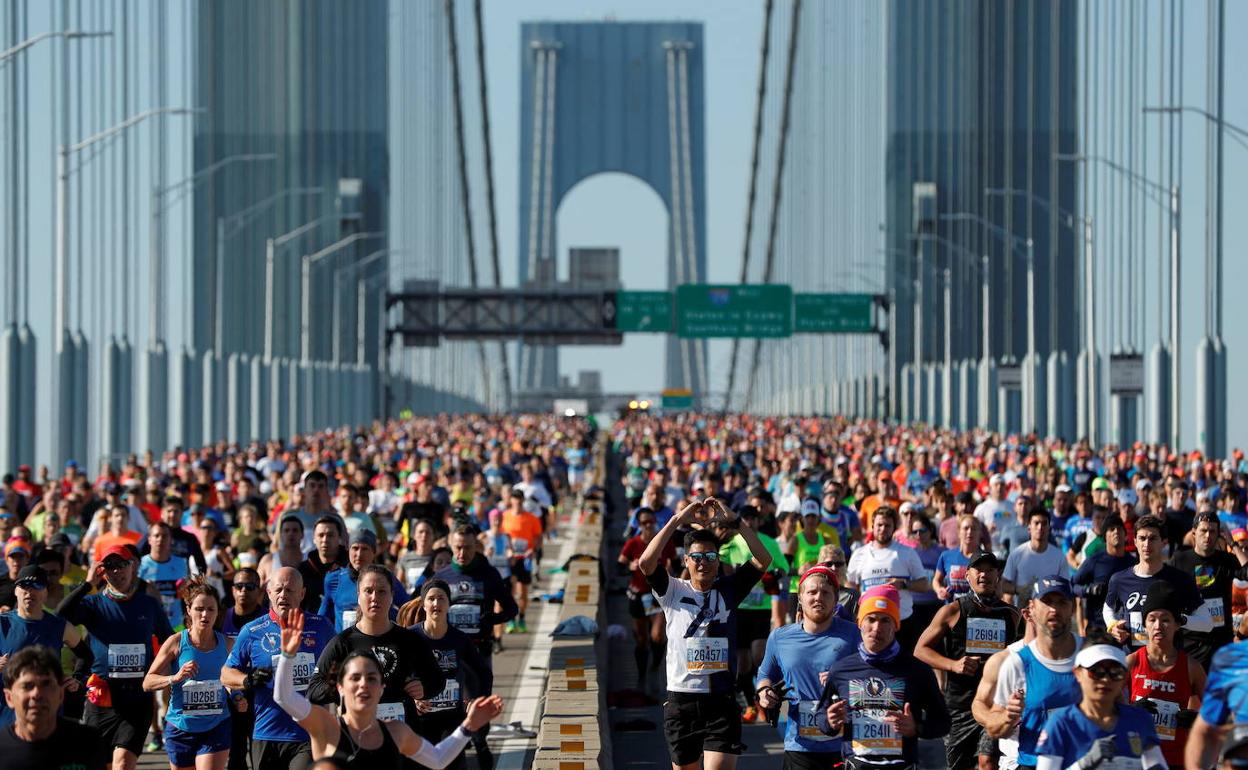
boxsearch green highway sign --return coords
[794,293,876,333]
[614,291,674,332]
[676,284,793,338]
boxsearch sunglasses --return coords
[910,528,928,535]
[233,582,259,591]
[1085,665,1126,682]
[638,519,657,527]
[102,560,130,571]
[686,552,720,565]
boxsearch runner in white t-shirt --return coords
[846,505,929,621]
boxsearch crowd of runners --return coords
[0,414,592,770]
[612,413,1248,770]
[5,410,1248,770]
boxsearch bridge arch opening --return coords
[556,171,668,396]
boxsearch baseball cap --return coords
[1091,477,1111,491]
[800,498,821,518]
[350,529,378,550]
[15,565,48,589]
[1074,643,1128,670]
[100,544,136,564]
[47,532,73,548]
[1031,575,1074,600]
[967,550,1003,571]
[989,473,1005,485]
[1054,483,1073,494]
[1115,489,1139,506]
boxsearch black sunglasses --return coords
[638,519,657,526]
[233,582,259,591]
[1086,665,1126,682]
[686,552,720,565]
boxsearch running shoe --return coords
[516,618,528,633]
[505,620,517,634]
[742,705,759,723]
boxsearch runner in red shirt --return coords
[618,508,677,692]
[1126,583,1206,769]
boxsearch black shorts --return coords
[783,751,843,770]
[510,558,533,585]
[252,738,313,770]
[84,698,154,757]
[945,707,987,770]
[627,588,660,620]
[737,608,772,645]
[662,693,745,765]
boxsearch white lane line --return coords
[495,522,574,770]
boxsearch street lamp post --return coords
[1055,153,1180,449]
[264,212,333,362]
[331,249,405,366]
[0,29,111,62]
[53,107,203,467]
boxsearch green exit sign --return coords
[676,284,793,338]
[613,291,674,332]
[794,293,876,333]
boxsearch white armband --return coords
[273,653,311,722]
[407,725,473,770]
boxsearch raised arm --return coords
[272,609,338,742]
[639,500,695,575]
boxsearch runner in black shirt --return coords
[306,565,445,727]
[0,645,108,770]
[1170,511,1248,669]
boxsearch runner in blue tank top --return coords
[144,579,239,770]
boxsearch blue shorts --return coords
[164,719,232,767]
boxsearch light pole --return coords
[1055,153,1179,449]
[301,233,383,365]
[0,29,110,62]
[940,213,1035,434]
[264,212,334,362]
[331,249,406,365]
[985,187,1091,443]
[1144,105,1242,456]
[53,107,203,467]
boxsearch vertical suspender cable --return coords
[472,0,512,410]
[522,45,546,388]
[726,0,774,411]
[536,46,558,388]
[443,0,491,404]
[744,0,801,411]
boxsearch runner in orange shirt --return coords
[500,492,544,633]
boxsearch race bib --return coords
[449,604,482,634]
[272,652,315,692]
[797,700,832,741]
[965,617,1008,655]
[1152,699,1180,741]
[850,710,901,756]
[376,702,405,721]
[685,637,729,673]
[182,679,224,715]
[513,538,530,553]
[1203,597,1226,628]
[1128,611,1146,645]
[405,567,423,589]
[107,643,146,678]
[430,678,462,711]
[342,609,359,628]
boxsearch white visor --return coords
[1074,644,1127,670]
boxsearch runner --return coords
[220,566,335,770]
[755,565,860,769]
[499,493,542,633]
[817,584,950,770]
[984,576,1081,770]
[270,608,504,770]
[619,506,676,692]
[139,520,193,631]
[259,515,307,589]
[915,551,1023,770]
[0,563,91,697]
[933,515,980,602]
[222,568,267,770]
[0,645,107,770]
[1103,515,1201,649]
[306,564,445,729]
[1070,516,1133,636]
[407,579,494,770]
[319,530,409,632]
[143,579,238,770]
[1169,510,1248,669]
[1125,583,1205,770]
[638,497,772,770]
[57,543,174,770]
[1001,509,1067,606]
[298,517,348,613]
[844,506,929,651]
[1033,642,1164,770]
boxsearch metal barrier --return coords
[532,438,613,770]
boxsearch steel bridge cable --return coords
[443,0,491,405]
[726,0,774,411]
[522,45,546,387]
[472,0,512,409]
[744,0,801,411]
[535,46,558,386]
